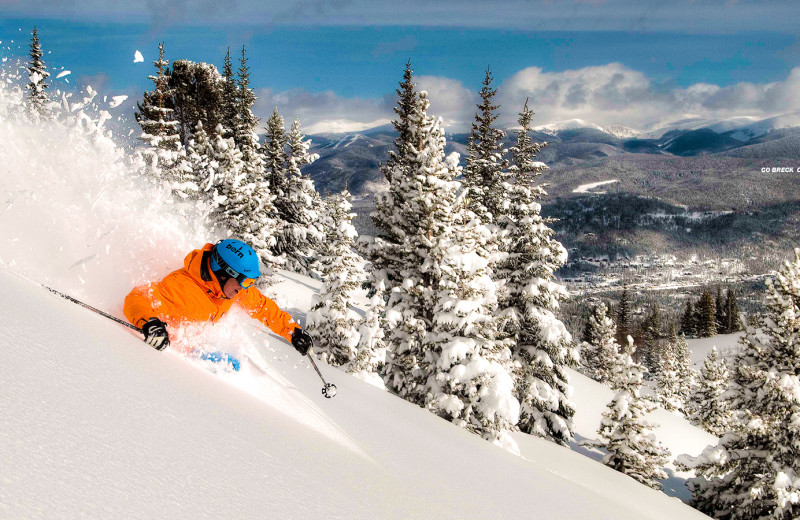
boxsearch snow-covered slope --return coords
[1,267,714,520]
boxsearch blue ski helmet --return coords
[210,239,261,287]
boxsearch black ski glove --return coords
[291,328,313,356]
[142,318,170,351]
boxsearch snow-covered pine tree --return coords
[186,121,223,214]
[26,27,50,116]
[598,339,671,489]
[350,279,387,378]
[679,250,800,520]
[234,45,262,168]
[616,287,633,346]
[580,302,621,385]
[725,288,743,334]
[305,189,365,367]
[696,290,718,337]
[169,60,225,145]
[424,203,519,448]
[463,68,509,225]
[715,286,728,334]
[686,346,732,436]
[234,46,277,268]
[135,43,190,190]
[208,132,251,238]
[680,299,696,337]
[640,304,664,375]
[220,48,238,139]
[655,331,695,413]
[362,61,417,290]
[381,88,460,404]
[262,108,289,212]
[274,118,324,274]
[380,90,517,449]
[499,99,576,446]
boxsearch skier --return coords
[123,239,313,356]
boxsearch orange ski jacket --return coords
[124,243,299,342]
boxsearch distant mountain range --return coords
[305,111,800,265]
[305,111,800,199]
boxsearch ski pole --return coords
[43,285,142,332]
[250,325,337,398]
[306,351,337,399]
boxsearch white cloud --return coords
[497,64,800,132]
[416,75,476,131]
[253,88,393,134]
[252,65,800,135]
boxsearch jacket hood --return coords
[184,243,225,299]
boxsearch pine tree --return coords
[424,208,519,447]
[640,304,663,374]
[232,46,277,267]
[363,61,418,290]
[655,331,695,413]
[305,189,365,367]
[26,27,50,115]
[263,108,289,214]
[687,346,732,436]
[186,121,224,214]
[169,60,225,145]
[725,288,743,334]
[580,303,622,385]
[679,250,800,519]
[208,133,251,237]
[680,299,696,337]
[499,99,576,446]
[463,67,509,225]
[715,286,728,334]
[379,90,517,445]
[350,279,387,377]
[220,48,238,138]
[135,43,189,188]
[616,287,633,346]
[598,340,671,490]
[381,88,463,403]
[696,290,718,338]
[274,118,324,274]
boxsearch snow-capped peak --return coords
[534,118,606,135]
[603,125,641,139]
[533,119,641,139]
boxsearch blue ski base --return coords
[198,351,241,371]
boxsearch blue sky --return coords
[2,1,799,133]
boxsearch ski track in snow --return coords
[572,179,619,194]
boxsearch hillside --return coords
[1,266,716,520]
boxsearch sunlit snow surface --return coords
[572,179,619,194]
[0,62,715,520]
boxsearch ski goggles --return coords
[210,250,258,289]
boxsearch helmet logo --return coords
[225,242,244,258]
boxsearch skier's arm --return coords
[123,280,184,329]
[238,289,300,342]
